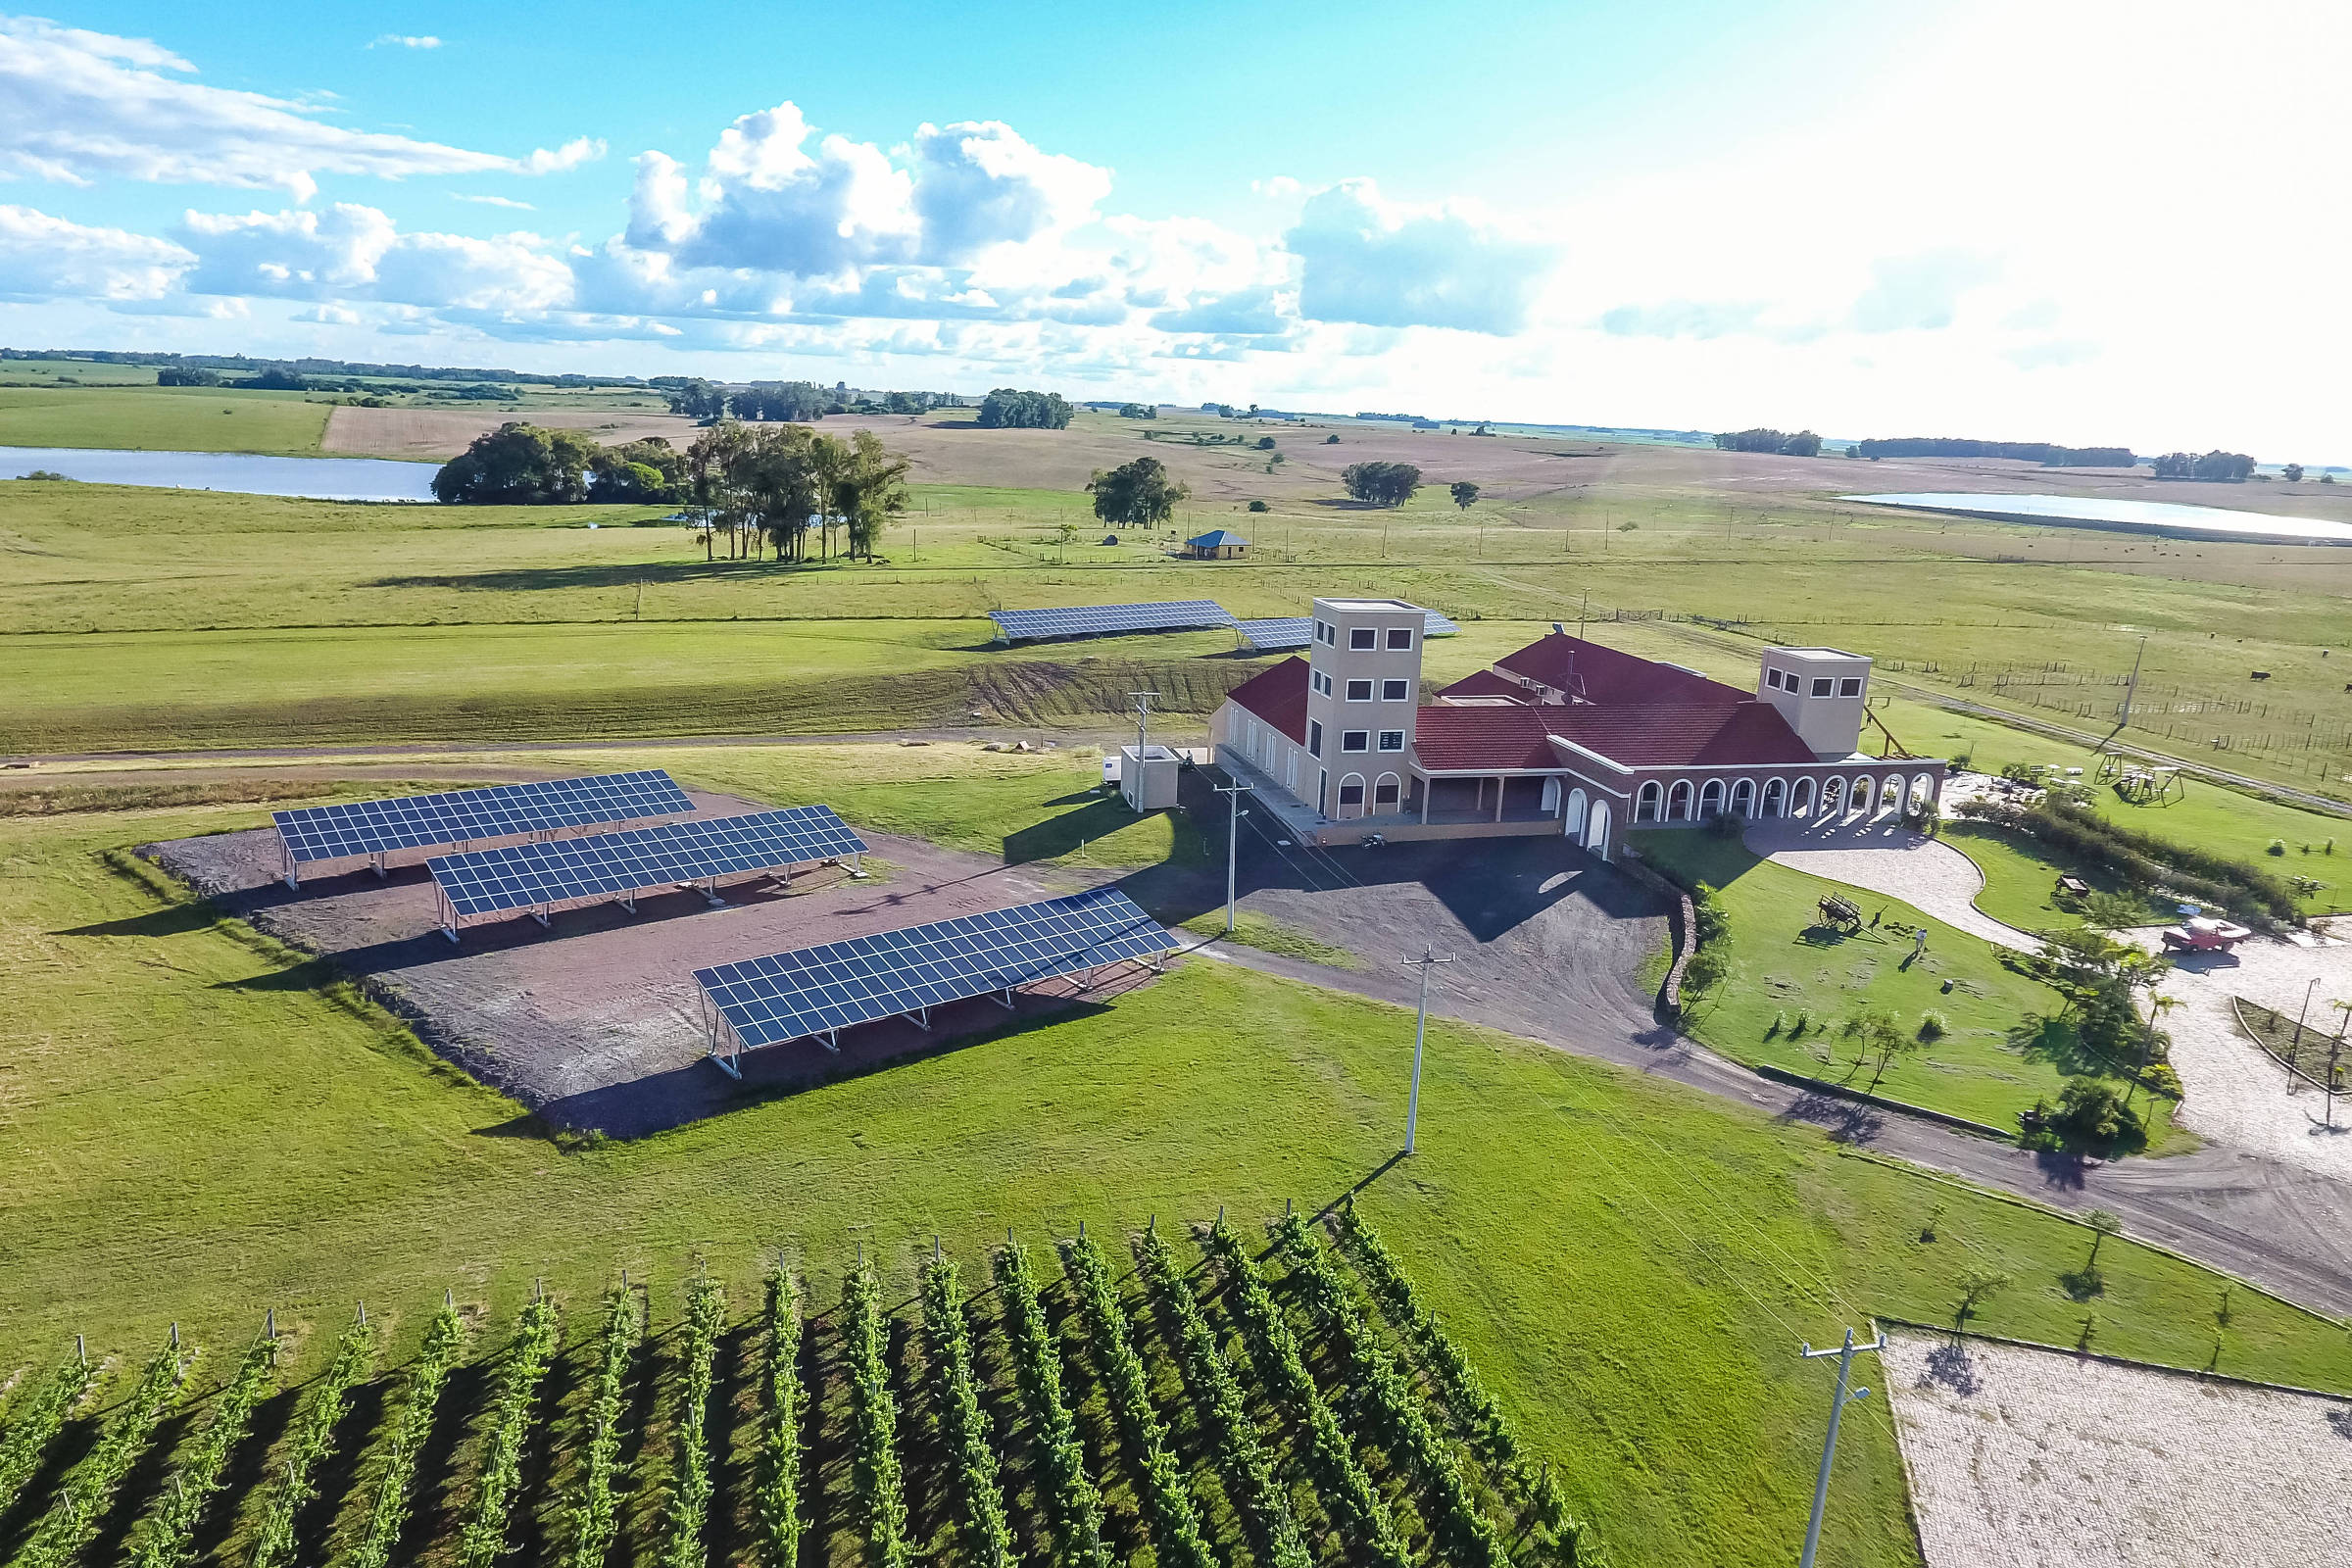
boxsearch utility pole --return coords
[1214,776,1253,934]
[2119,634,2147,729]
[1127,690,1158,806]
[1400,946,1454,1154]
[1797,1328,1884,1568]
[2294,976,2319,1051]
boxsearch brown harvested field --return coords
[321,404,703,460]
[146,792,1149,1138]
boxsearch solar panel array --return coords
[696,886,1175,1053]
[428,806,867,920]
[1422,610,1462,637]
[989,601,1238,642]
[273,770,693,865]
[1236,617,1313,652]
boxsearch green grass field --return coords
[0,386,334,455]
[5,796,2344,1568]
[1632,831,2173,1138]
[1940,820,2179,932]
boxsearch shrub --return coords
[1247,499,1268,512]
[1703,808,1743,839]
[2268,839,2287,856]
[1689,882,1730,946]
[2021,1076,2145,1153]
[2141,1062,2185,1099]
[1325,433,1340,443]
[1917,1010,1948,1043]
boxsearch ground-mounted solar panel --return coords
[271,770,695,882]
[424,805,866,935]
[1422,610,1461,637]
[1235,617,1314,652]
[988,600,1238,643]
[692,886,1177,1069]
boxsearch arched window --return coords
[1374,772,1403,809]
[1910,772,1936,812]
[1731,778,1755,816]
[1564,787,1589,835]
[1762,777,1788,817]
[1700,779,1725,816]
[1667,779,1693,820]
[1821,776,1844,813]
[1338,773,1367,817]
[1880,774,1905,810]
[1637,781,1662,822]
[1541,777,1562,814]
[1585,799,1613,858]
[1852,773,1874,813]
[1792,777,1816,815]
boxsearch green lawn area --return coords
[1633,829,2171,1138]
[1940,819,2179,932]
[0,385,334,454]
[3,797,2343,1568]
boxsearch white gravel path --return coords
[2128,928,2352,1179]
[1744,813,2040,953]
[1883,1331,2352,1568]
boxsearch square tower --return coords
[1758,647,1872,760]
[1303,598,1426,815]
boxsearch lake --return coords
[0,446,440,502]
[1844,491,2352,546]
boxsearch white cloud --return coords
[0,16,599,200]
[452,193,534,210]
[1848,248,2000,334]
[0,203,189,301]
[520,136,605,174]
[368,34,441,50]
[177,203,570,312]
[1285,179,1554,335]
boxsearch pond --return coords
[1844,491,2352,546]
[0,445,440,502]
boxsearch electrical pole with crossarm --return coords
[1213,775,1252,934]
[1797,1328,1885,1568]
[1400,946,1454,1154]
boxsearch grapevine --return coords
[129,1331,278,1568]
[991,1243,1112,1568]
[1274,1211,1511,1568]
[13,1332,190,1568]
[247,1316,375,1568]
[0,1349,98,1520]
[752,1264,804,1568]
[1135,1226,1312,1568]
[345,1299,469,1568]
[563,1285,642,1568]
[455,1295,561,1568]
[658,1274,727,1568]
[1201,1217,1409,1568]
[1056,1234,1216,1568]
[841,1259,912,1568]
[918,1258,1014,1568]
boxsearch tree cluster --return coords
[432,423,689,506]
[681,421,910,563]
[1955,793,2297,922]
[1088,457,1188,528]
[1852,437,2134,466]
[159,367,311,391]
[1713,428,1823,457]
[977,388,1074,429]
[2151,450,2256,482]
[1340,462,1422,507]
[1116,403,1156,419]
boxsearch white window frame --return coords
[1341,729,1370,753]
[1346,678,1374,702]
[1349,626,1377,650]
[1810,677,1834,697]
[1307,718,1323,758]
[1377,729,1404,752]
[1838,676,1863,697]
[1387,628,1414,651]
[1381,678,1410,702]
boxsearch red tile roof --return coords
[1410,704,1561,772]
[1224,656,1308,743]
[1496,632,1749,707]
[1548,702,1820,766]
[1436,669,1526,703]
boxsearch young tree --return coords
[1089,457,1189,529]
[2283,463,2306,482]
[837,430,911,560]
[1449,481,1480,509]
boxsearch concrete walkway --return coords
[1742,813,2040,953]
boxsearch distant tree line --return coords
[1713,428,1823,457]
[1342,461,1423,507]
[662,379,966,422]
[1853,437,2134,466]
[2151,450,2256,482]
[977,388,1074,429]
[431,423,688,505]
[5,347,637,388]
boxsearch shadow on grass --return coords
[365,559,809,594]
[55,903,220,939]
[1002,795,1155,865]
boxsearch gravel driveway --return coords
[1743,815,2039,953]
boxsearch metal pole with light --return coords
[1400,946,1454,1154]
[1797,1328,1885,1568]
[1214,776,1252,934]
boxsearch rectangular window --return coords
[1314,619,1334,645]
[1766,668,1784,689]
[1349,626,1377,650]
[1810,677,1833,697]
[1374,778,1401,806]
[1387,628,1414,651]
[1378,729,1404,752]
[1342,730,1369,753]
[1339,780,1365,806]
[1381,678,1410,702]
[1311,670,1332,697]
[1347,678,1373,702]
[1308,719,1323,758]
[1838,676,1863,697]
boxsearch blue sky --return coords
[2,2,2343,454]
